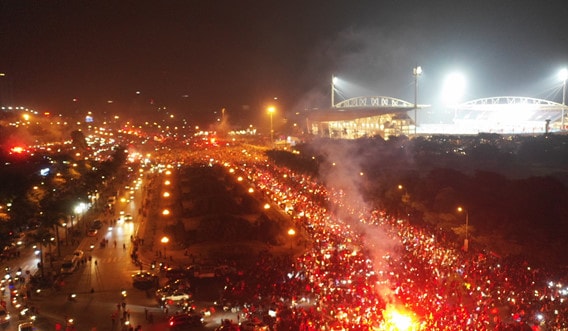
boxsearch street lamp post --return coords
[160,236,169,259]
[559,68,568,131]
[74,202,86,230]
[63,223,68,245]
[55,223,62,257]
[35,246,44,277]
[457,207,469,252]
[413,66,422,136]
[397,184,410,203]
[268,106,275,145]
[287,228,296,251]
[397,185,410,218]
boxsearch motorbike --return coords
[19,306,37,321]
[66,317,76,330]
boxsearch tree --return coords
[27,228,55,277]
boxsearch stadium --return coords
[305,95,567,139]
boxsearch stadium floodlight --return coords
[559,68,568,131]
[442,72,466,106]
[413,66,422,135]
[331,75,338,108]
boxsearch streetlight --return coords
[331,75,338,108]
[55,223,62,257]
[397,185,411,219]
[267,106,276,145]
[287,228,296,251]
[413,66,422,136]
[160,236,169,259]
[62,223,68,245]
[34,245,44,277]
[559,68,568,131]
[397,185,410,203]
[457,207,469,252]
[74,202,86,229]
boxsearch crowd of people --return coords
[211,149,568,331]
[163,141,568,330]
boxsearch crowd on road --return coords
[208,151,568,331]
[16,139,565,331]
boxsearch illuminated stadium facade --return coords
[449,96,565,135]
[306,95,567,139]
[306,96,426,139]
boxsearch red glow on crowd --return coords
[10,146,26,154]
[174,147,568,331]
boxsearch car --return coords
[216,321,240,331]
[157,290,192,302]
[168,313,202,328]
[164,278,192,290]
[215,264,238,276]
[187,265,217,278]
[60,255,79,274]
[73,249,84,260]
[92,220,103,229]
[124,214,133,222]
[158,279,192,299]
[132,271,158,289]
[1,245,18,259]
[18,321,33,331]
[12,232,27,246]
[240,320,270,331]
[87,228,98,237]
[165,267,187,280]
[0,306,10,324]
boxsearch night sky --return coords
[1,1,567,126]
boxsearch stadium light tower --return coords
[413,66,422,135]
[559,68,568,131]
[331,75,338,108]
